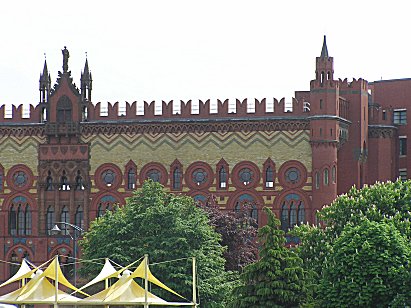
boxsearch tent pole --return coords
[192,257,197,308]
[54,255,59,308]
[21,276,26,308]
[144,254,149,308]
[105,276,109,308]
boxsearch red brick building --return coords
[0,37,406,284]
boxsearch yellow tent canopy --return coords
[80,269,193,306]
[131,258,185,299]
[0,259,49,288]
[0,270,80,305]
[41,257,89,296]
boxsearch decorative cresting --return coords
[368,125,397,138]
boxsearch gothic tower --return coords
[37,47,91,236]
[309,36,339,214]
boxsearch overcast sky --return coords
[1,0,410,107]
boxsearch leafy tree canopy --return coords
[293,180,411,307]
[80,180,229,307]
[319,219,411,307]
[196,195,258,271]
[229,207,306,308]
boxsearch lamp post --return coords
[51,222,84,288]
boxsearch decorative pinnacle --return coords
[320,35,329,58]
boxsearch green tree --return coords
[293,179,411,306]
[80,180,228,307]
[229,207,306,308]
[319,219,411,307]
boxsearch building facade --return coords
[0,38,406,283]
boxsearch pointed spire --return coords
[42,57,48,76]
[320,35,329,58]
[82,58,90,80]
[81,53,92,102]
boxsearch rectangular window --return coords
[394,109,407,125]
[399,169,407,181]
[399,137,407,156]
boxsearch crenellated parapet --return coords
[73,97,310,122]
[0,104,41,123]
[0,97,312,124]
[338,78,368,92]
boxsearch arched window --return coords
[193,194,207,205]
[46,171,53,191]
[75,170,84,191]
[219,166,227,188]
[46,206,55,235]
[9,205,17,235]
[298,203,305,224]
[280,194,306,231]
[281,204,289,231]
[127,168,136,190]
[61,206,69,235]
[60,171,70,191]
[75,206,84,230]
[9,252,19,277]
[57,96,72,123]
[234,194,258,225]
[324,168,329,186]
[265,166,274,188]
[315,172,320,189]
[25,205,32,235]
[332,166,336,183]
[97,196,116,218]
[17,206,25,235]
[251,204,258,222]
[9,198,31,236]
[147,169,161,182]
[173,167,182,190]
[289,202,297,228]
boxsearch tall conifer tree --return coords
[229,207,306,307]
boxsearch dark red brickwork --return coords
[0,38,408,288]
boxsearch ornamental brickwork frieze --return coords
[0,126,45,138]
[38,144,89,161]
[310,140,339,148]
[80,119,309,137]
[368,125,396,138]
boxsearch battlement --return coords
[0,97,310,124]
[338,78,368,90]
